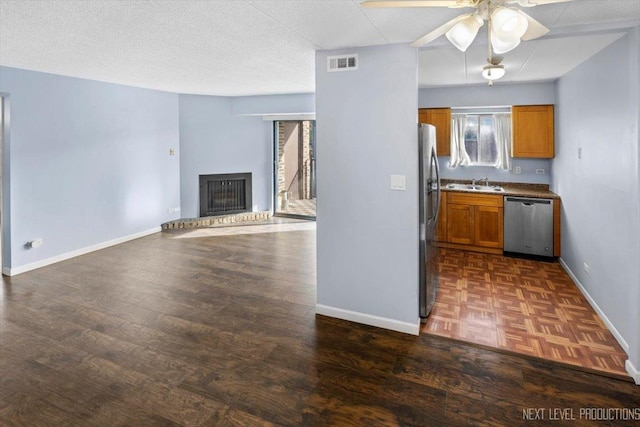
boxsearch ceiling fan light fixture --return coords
[482,64,505,81]
[491,7,529,40]
[445,13,483,52]
[490,30,521,54]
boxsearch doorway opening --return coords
[273,120,316,219]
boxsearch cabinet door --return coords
[436,191,447,242]
[447,203,474,245]
[475,206,504,248]
[512,105,554,158]
[419,108,451,157]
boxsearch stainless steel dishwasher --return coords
[504,197,554,257]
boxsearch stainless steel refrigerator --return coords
[418,124,441,322]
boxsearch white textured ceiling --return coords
[0,0,639,96]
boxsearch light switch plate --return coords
[390,175,406,191]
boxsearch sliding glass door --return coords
[273,120,316,218]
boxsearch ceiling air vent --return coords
[327,54,358,72]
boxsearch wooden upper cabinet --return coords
[512,105,554,158]
[419,108,451,157]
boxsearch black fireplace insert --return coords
[199,173,252,217]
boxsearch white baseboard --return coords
[316,304,420,336]
[626,360,640,385]
[558,257,629,353]
[3,227,161,276]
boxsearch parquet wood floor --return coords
[424,248,630,378]
[1,227,638,426]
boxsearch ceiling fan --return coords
[361,0,571,83]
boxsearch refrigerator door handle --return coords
[431,147,441,224]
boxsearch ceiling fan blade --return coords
[360,0,474,8]
[517,10,549,40]
[410,14,471,47]
[509,0,572,7]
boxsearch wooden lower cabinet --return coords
[436,191,447,242]
[447,204,474,245]
[440,192,504,254]
[474,205,503,248]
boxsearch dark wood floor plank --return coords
[59,328,197,387]
[179,360,313,426]
[1,224,638,427]
[81,393,184,427]
[0,393,90,427]
[1,357,106,410]
[301,394,402,427]
[214,407,279,427]
[444,391,532,427]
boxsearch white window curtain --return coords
[493,113,511,171]
[449,114,471,168]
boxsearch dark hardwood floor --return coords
[1,226,638,426]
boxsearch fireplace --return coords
[199,173,252,217]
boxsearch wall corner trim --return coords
[3,227,161,276]
[316,304,420,336]
[625,360,640,385]
[558,257,629,353]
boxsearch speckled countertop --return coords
[441,179,560,199]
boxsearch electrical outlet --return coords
[536,169,545,174]
[168,208,174,213]
[583,262,590,275]
[514,166,522,174]
[169,148,176,156]
[174,207,180,213]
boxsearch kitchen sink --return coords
[445,183,505,193]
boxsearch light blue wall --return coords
[179,95,272,218]
[554,27,640,374]
[231,93,315,116]
[0,66,180,270]
[420,82,555,185]
[419,82,556,108]
[0,66,314,270]
[316,44,420,329]
[435,157,551,184]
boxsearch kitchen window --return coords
[463,114,499,165]
[450,111,511,170]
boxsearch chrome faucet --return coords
[473,177,489,187]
